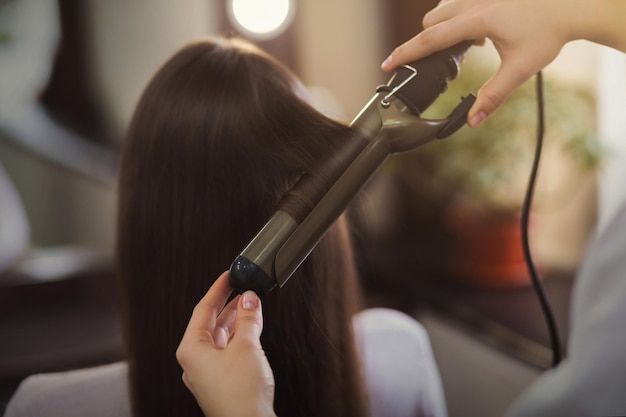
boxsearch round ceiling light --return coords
[227,0,295,40]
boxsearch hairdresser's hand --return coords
[176,272,277,417]
[382,0,626,127]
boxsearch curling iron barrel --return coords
[230,40,477,295]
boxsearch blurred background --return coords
[1,1,626,416]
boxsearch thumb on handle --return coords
[233,291,264,346]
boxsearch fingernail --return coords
[242,291,258,310]
[381,55,392,71]
[469,111,487,128]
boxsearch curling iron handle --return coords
[388,40,474,115]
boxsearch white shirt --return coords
[506,200,626,416]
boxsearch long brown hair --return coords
[117,37,369,417]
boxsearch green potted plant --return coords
[394,64,603,286]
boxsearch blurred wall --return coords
[1,0,220,252]
[84,0,219,137]
[536,41,600,270]
[294,0,386,119]
[0,0,117,251]
[596,47,626,234]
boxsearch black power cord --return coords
[521,71,563,367]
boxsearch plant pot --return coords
[446,208,534,287]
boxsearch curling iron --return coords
[230,41,477,295]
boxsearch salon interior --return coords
[1,1,626,416]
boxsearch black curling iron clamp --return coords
[230,41,477,295]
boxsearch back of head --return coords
[117,37,369,417]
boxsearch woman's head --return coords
[117,37,368,417]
